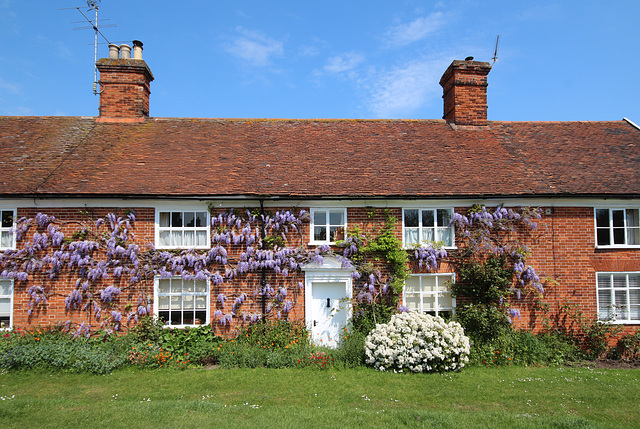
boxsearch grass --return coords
[0,365,639,428]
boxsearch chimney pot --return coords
[132,40,143,60]
[120,44,132,59]
[465,56,474,61]
[96,43,154,121]
[108,44,120,59]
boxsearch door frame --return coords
[302,257,353,345]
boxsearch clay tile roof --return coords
[0,116,639,199]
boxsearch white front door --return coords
[303,257,353,348]
[309,281,348,347]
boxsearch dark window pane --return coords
[184,212,195,228]
[1,211,12,228]
[195,310,207,324]
[170,311,181,326]
[404,209,418,227]
[437,209,451,226]
[314,226,326,242]
[597,228,610,246]
[196,212,207,227]
[422,210,434,227]
[613,227,625,244]
[171,212,183,227]
[158,311,169,323]
[612,210,625,228]
[595,209,609,228]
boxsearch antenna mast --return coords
[63,0,116,94]
[491,35,500,65]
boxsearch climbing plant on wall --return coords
[0,204,544,338]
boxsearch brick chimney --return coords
[95,40,154,123]
[439,57,491,126]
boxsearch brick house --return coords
[1,43,639,345]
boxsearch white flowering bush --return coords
[364,312,470,373]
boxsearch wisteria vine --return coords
[0,204,545,334]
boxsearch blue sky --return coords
[1,0,638,122]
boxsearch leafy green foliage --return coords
[361,212,409,293]
[452,254,513,305]
[455,303,511,344]
[350,301,395,335]
[0,327,129,374]
[614,329,640,360]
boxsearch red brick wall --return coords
[96,59,153,119]
[8,204,640,339]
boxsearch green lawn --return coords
[0,365,638,428]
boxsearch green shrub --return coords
[217,341,309,368]
[332,326,366,368]
[615,329,640,360]
[468,329,582,366]
[0,336,127,374]
[239,319,308,349]
[350,301,395,336]
[456,303,510,344]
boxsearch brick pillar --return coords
[439,58,491,126]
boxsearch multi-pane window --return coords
[310,209,346,244]
[597,272,640,323]
[595,208,640,247]
[156,278,209,326]
[403,274,455,317]
[0,210,15,250]
[157,210,209,249]
[0,280,13,330]
[403,208,454,247]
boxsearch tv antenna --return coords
[491,35,500,65]
[61,1,117,94]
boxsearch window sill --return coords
[599,320,640,325]
[595,245,640,251]
[155,245,211,250]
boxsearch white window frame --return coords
[596,272,640,324]
[402,208,455,248]
[403,273,456,317]
[154,277,210,327]
[0,208,16,251]
[309,208,347,245]
[155,209,210,249]
[0,279,13,330]
[594,208,640,248]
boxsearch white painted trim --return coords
[401,207,455,249]
[593,207,640,248]
[154,208,210,250]
[153,277,210,328]
[309,208,347,245]
[302,257,354,335]
[403,273,456,316]
[596,271,640,324]
[0,208,16,251]
[0,279,14,330]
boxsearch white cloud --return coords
[323,52,365,74]
[384,12,445,48]
[367,57,451,118]
[225,27,283,67]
